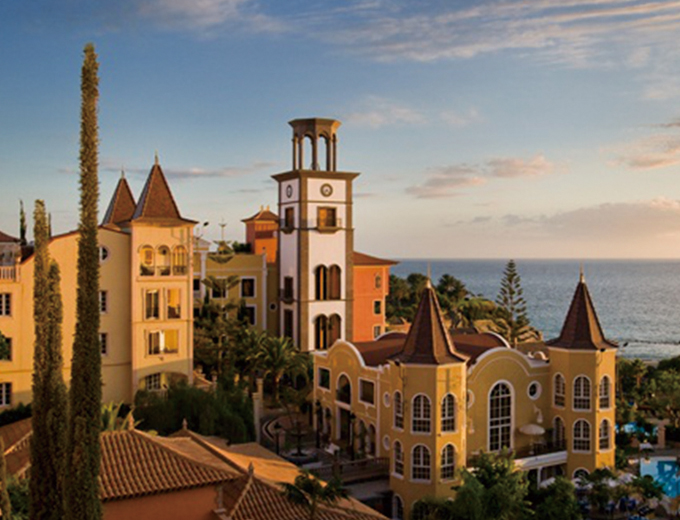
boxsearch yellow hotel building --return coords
[0,159,195,405]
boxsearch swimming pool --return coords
[640,457,680,498]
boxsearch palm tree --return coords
[258,336,308,404]
[229,327,267,390]
[281,470,348,520]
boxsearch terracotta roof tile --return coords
[450,331,508,363]
[0,418,32,452]
[132,161,196,224]
[353,251,398,266]
[390,283,467,365]
[547,274,617,351]
[354,334,407,366]
[102,175,136,226]
[99,430,238,501]
[242,207,279,223]
[0,230,19,243]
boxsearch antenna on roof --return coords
[154,151,159,166]
[579,263,585,283]
[121,167,125,179]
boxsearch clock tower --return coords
[273,118,359,352]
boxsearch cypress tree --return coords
[19,200,27,246]
[495,259,530,347]
[0,439,10,519]
[29,201,68,520]
[65,43,102,520]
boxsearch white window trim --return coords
[393,391,404,431]
[488,380,515,452]
[240,277,257,298]
[410,444,432,484]
[0,382,12,407]
[358,377,376,407]
[100,332,108,356]
[572,419,592,454]
[392,494,404,520]
[441,393,457,433]
[146,330,180,357]
[335,372,352,406]
[0,293,11,317]
[317,367,331,391]
[598,419,612,452]
[572,375,592,412]
[553,373,566,409]
[244,304,257,326]
[527,381,542,400]
[410,393,432,436]
[440,443,457,482]
[599,376,612,410]
[145,289,160,320]
[392,440,404,479]
[573,468,590,480]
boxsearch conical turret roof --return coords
[132,159,196,224]
[547,272,617,350]
[102,174,136,226]
[391,281,467,365]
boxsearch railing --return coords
[467,441,567,467]
[301,218,344,230]
[0,266,16,282]
[279,288,294,303]
[313,457,390,484]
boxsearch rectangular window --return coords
[99,333,108,356]
[241,278,255,298]
[0,294,11,316]
[359,380,375,405]
[283,276,294,300]
[318,368,330,390]
[284,207,294,229]
[99,291,108,314]
[167,289,181,319]
[374,300,382,315]
[147,331,161,355]
[145,290,159,320]
[284,310,294,339]
[193,278,201,292]
[240,305,256,326]
[145,373,161,391]
[373,325,382,339]
[212,278,226,299]
[317,207,337,229]
[0,336,11,361]
[0,383,11,406]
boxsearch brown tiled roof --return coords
[391,283,467,365]
[242,207,279,223]
[0,230,19,243]
[99,430,238,502]
[450,331,508,363]
[0,418,32,452]
[0,418,32,477]
[547,274,617,351]
[102,174,136,226]
[354,333,407,366]
[132,161,196,224]
[353,251,398,267]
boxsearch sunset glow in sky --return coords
[2,0,680,258]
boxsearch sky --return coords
[1,0,680,259]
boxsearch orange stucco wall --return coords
[103,486,218,520]
[353,265,390,342]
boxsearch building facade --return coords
[0,160,195,406]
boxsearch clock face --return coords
[286,185,293,198]
[321,183,333,197]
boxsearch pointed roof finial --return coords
[579,263,585,284]
[120,167,125,179]
[248,462,255,476]
[182,418,188,431]
[426,262,432,288]
[154,151,159,166]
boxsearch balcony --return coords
[301,218,343,232]
[279,288,294,304]
[467,441,567,472]
[0,266,17,282]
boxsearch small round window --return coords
[528,381,541,400]
[269,303,278,311]
[382,435,390,450]
[99,246,109,263]
[383,392,391,407]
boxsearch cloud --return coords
[459,197,680,241]
[612,122,680,170]
[343,96,426,128]
[100,160,277,180]
[407,154,556,198]
[440,108,482,127]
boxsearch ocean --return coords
[392,259,680,361]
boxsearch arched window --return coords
[157,246,171,276]
[553,416,566,449]
[411,445,431,481]
[412,395,431,434]
[441,444,455,481]
[393,494,404,520]
[315,266,328,300]
[599,419,610,451]
[336,375,351,404]
[375,274,382,289]
[573,468,589,481]
[328,314,342,346]
[172,246,187,275]
[441,394,456,432]
[394,391,404,429]
[554,374,565,407]
[573,419,591,452]
[393,441,404,476]
[140,245,154,276]
[573,376,591,410]
[329,265,341,300]
[599,376,611,409]
[315,315,328,350]
[489,383,512,451]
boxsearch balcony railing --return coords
[301,218,343,231]
[0,266,17,282]
[467,440,567,468]
[279,288,294,303]
[313,457,390,484]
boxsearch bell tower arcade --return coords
[273,118,359,352]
